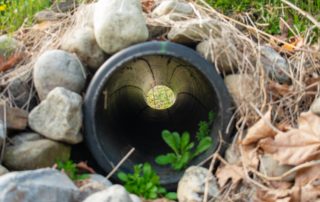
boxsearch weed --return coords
[155,111,214,170]
[117,163,177,200]
[56,160,89,181]
[0,0,51,34]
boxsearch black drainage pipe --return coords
[84,41,233,188]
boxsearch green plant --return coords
[156,130,213,170]
[196,111,215,141]
[0,0,51,34]
[117,163,177,200]
[56,160,89,181]
[155,111,214,170]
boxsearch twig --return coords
[203,131,223,202]
[281,0,320,29]
[106,148,135,179]
[252,159,320,181]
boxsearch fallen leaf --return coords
[267,81,292,97]
[241,144,259,169]
[141,0,155,13]
[280,37,304,53]
[76,161,96,174]
[0,53,24,72]
[216,164,244,188]
[242,109,276,145]
[255,189,292,202]
[295,164,320,187]
[260,111,320,165]
[300,184,320,202]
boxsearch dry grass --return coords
[0,0,319,199]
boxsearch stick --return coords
[106,148,135,179]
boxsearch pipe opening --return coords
[84,42,233,187]
[145,85,176,110]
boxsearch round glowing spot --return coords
[145,85,176,110]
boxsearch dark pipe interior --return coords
[95,55,217,181]
[84,42,233,188]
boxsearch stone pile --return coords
[0,0,293,201]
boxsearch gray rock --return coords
[177,166,219,202]
[0,165,8,176]
[61,26,106,70]
[93,0,149,54]
[88,174,112,187]
[28,87,83,144]
[196,40,237,73]
[129,194,141,202]
[7,73,34,108]
[259,154,295,181]
[152,0,194,20]
[3,132,70,170]
[168,19,221,43]
[33,50,86,100]
[0,35,24,58]
[34,10,67,23]
[260,45,290,84]
[0,168,79,202]
[77,174,112,200]
[310,97,320,115]
[224,74,257,107]
[147,24,169,39]
[83,185,133,202]
[225,144,241,165]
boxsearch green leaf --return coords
[143,163,152,177]
[118,172,128,182]
[194,137,213,157]
[162,130,179,154]
[165,192,178,200]
[172,132,181,148]
[186,142,195,150]
[208,111,215,125]
[155,153,176,165]
[175,151,191,170]
[180,132,190,152]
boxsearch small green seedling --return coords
[117,163,177,200]
[156,111,215,170]
[155,130,212,170]
[56,160,89,181]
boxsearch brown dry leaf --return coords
[280,37,304,53]
[255,189,292,202]
[267,81,292,97]
[295,164,320,187]
[242,109,276,145]
[0,53,24,72]
[300,184,320,202]
[141,0,155,13]
[241,144,259,169]
[216,164,244,188]
[260,111,320,165]
[76,161,96,174]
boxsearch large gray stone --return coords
[61,26,106,70]
[260,45,290,84]
[177,166,219,202]
[224,74,257,107]
[196,40,237,73]
[28,87,83,144]
[78,174,113,201]
[3,132,70,170]
[0,165,8,176]
[0,168,79,202]
[83,185,133,202]
[93,0,148,54]
[168,19,221,43]
[152,0,194,20]
[33,50,86,100]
